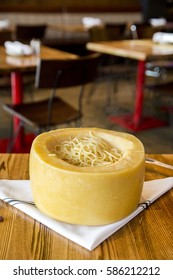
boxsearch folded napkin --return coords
[149,18,166,27]
[153,32,173,44]
[4,41,33,56]
[82,17,102,28]
[0,177,173,251]
[0,19,10,29]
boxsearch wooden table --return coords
[86,39,173,131]
[0,45,78,104]
[0,45,78,152]
[0,153,173,260]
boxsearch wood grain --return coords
[0,153,173,260]
[86,40,173,61]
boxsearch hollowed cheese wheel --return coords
[29,127,145,226]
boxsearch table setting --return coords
[0,19,10,30]
[152,31,173,44]
[0,176,173,251]
[4,39,41,56]
[1,131,173,254]
[0,127,173,260]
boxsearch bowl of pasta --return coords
[29,127,145,225]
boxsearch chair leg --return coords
[105,80,117,115]
[87,82,98,104]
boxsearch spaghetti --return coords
[50,132,122,167]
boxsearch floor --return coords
[0,69,173,154]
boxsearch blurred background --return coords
[1,0,173,153]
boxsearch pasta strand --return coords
[50,132,122,167]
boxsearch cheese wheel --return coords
[29,127,145,226]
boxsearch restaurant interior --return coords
[0,1,173,261]
[1,0,173,154]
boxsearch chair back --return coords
[0,30,12,45]
[89,23,126,42]
[15,24,47,43]
[130,23,156,39]
[35,53,101,90]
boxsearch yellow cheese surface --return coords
[29,127,145,226]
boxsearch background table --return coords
[0,153,173,260]
[0,46,78,152]
[87,39,173,131]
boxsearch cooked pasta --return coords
[49,132,122,167]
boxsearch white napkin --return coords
[4,41,33,56]
[153,32,173,44]
[149,18,166,27]
[82,17,102,28]
[0,177,173,251]
[0,19,10,29]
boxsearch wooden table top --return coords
[87,39,173,61]
[0,45,78,73]
[0,153,173,260]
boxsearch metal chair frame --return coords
[3,53,100,152]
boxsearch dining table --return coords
[0,45,79,153]
[86,39,173,131]
[0,153,173,260]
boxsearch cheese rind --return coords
[29,127,145,225]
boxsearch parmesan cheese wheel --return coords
[29,127,145,226]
